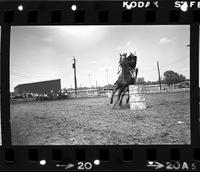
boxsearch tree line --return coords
[137,70,188,86]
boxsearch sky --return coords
[10,26,190,91]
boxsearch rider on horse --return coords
[110,52,138,107]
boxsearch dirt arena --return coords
[10,91,190,145]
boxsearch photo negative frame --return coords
[0,0,199,171]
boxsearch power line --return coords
[11,72,34,80]
[106,68,108,85]
[11,64,67,77]
[11,67,55,77]
[139,56,189,73]
[88,73,91,87]
[159,56,189,68]
[10,69,42,78]
[11,70,57,81]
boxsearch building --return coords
[14,79,61,95]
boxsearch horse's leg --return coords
[113,88,123,108]
[119,87,128,107]
[126,88,129,106]
[110,86,118,104]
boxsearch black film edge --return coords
[0,0,199,171]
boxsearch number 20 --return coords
[78,162,93,170]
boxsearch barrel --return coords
[129,85,146,110]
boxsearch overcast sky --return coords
[10,26,190,91]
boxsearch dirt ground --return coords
[10,91,190,145]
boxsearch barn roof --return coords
[14,79,61,89]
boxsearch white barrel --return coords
[129,85,146,110]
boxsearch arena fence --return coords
[142,85,190,94]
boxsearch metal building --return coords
[14,79,61,95]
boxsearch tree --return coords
[163,70,186,86]
[179,74,186,82]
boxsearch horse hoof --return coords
[111,104,116,109]
[109,103,113,107]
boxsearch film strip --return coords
[0,0,200,171]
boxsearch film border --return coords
[0,0,199,171]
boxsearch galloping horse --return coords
[110,52,138,108]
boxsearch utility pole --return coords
[96,80,98,88]
[106,68,108,85]
[89,73,91,88]
[157,61,162,91]
[72,56,77,98]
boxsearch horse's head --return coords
[119,53,128,66]
[119,53,127,59]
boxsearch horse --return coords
[110,53,138,108]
